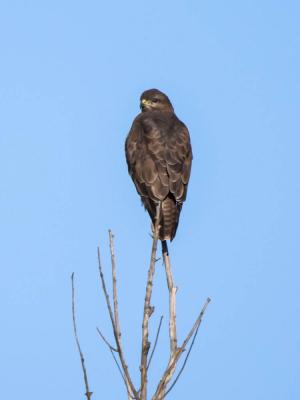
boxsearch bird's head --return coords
[140,89,174,112]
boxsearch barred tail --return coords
[159,195,182,241]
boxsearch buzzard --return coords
[125,89,192,243]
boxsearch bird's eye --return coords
[152,98,159,103]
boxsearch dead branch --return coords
[73,202,210,400]
[96,327,118,352]
[96,327,127,387]
[147,315,164,370]
[109,230,120,335]
[163,250,177,354]
[164,302,207,398]
[97,245,139,399]
[71,273,93,400]
[152,297,211,400]
[140,204,161,400]
[155,249,177,400]
[109,231,137,399]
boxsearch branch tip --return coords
[97,237,139,399]
[71,274,93,399]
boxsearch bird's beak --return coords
[140,98,151,110]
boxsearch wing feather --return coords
[125,112,192,231]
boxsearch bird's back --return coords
[126,98,192,241]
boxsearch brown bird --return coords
[125,89,192,245]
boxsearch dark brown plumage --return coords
[125,89,192,241]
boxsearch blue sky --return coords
[1,1,300,399]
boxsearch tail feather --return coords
[142,195,182,241]
[159,195,182,241]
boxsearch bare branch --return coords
[97,247,117,334]
[180,297,211,352]
[109,230,120,332]
[108,231,137,399]
[164,298,210,397]
[154,248,177,400]
[71,273,93,400]
[96,327,127,387]
[147,315,164,370]
[96,327,118,352]
[97,246,139,400]
[140,204,161,399]
[153,297,211,400]
[163,251,177,354]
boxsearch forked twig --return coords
[153,297,211,399]
[164,297,211,397]
[96,327,118,352]
[71,273,93,400]
[97,245,139,399]
[96,327,127,387]
[109,230,136,399]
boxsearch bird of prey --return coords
[125,89,192,244]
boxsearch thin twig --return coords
[108,231,135,400]
[164,298,209,397]
[180,298,211,354]
[147,315,164,370]
[140,204,161,400]
[109,231,120,332]
[153,297,211,400]
[71,273,93,400]
[96,327,127,386]
[163,251,177,354]
[97,247,139,399]
[157,249,177,400]
[96,327,118,352]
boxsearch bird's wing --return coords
[164,119,192,202]
[125,114,192,205]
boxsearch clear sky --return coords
[1,1,300,399]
